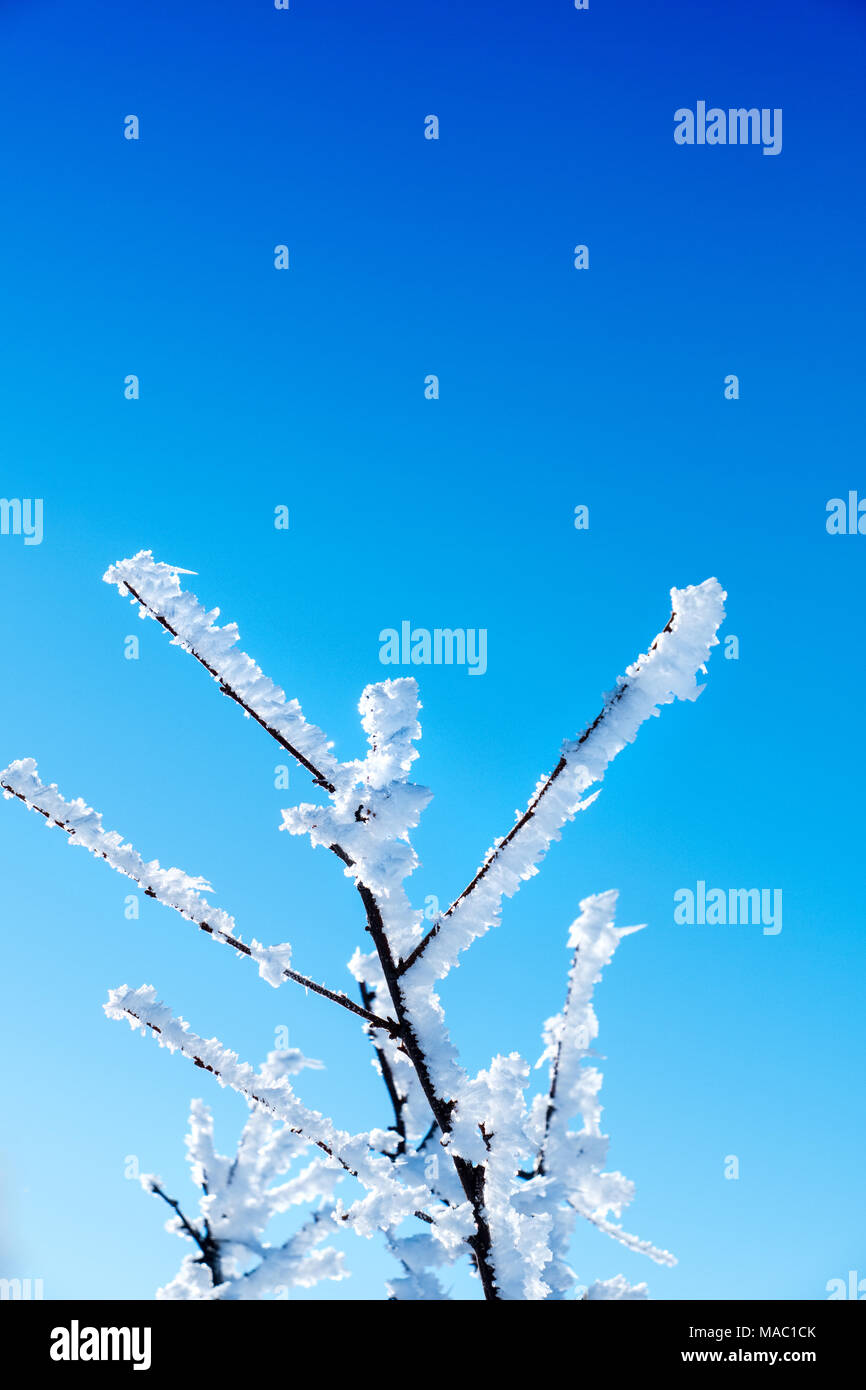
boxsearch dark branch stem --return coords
[360,982,407,1157]
[351,884,499,1300]
[147,1181,223,1286]
[416,1120,440,1154]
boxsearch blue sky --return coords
[0,0,864,1300]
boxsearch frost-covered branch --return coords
[0,758,397,1034]
[105,985,433,1238]
[0,551,727,1298]
[103,554,342,793]
[98,555,723,1300]
[103,555,425,924]
[399,579,726,981]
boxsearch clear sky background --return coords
[0,0,864,1301]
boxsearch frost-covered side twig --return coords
[399,580,726,981]
[103,556,343,793]
[429,893,677,1299]
[575,1210,675,1267]
[524,892,676,1288]
[0,759,397,1034]
[105,984,432,1238]
[533,890,643,1178]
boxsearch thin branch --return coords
[119,581,338,793]
[117,1005,363,1179]
[0,776,399,1039]
[570,1204,676,1267]
[147,1180,204,1249]
[112,994,433,1229]
[397,607,680,976]
[109,570,384,896]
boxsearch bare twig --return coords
[146,1180,223,1286]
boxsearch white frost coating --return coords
[385,1208,474,1301]
[281,676,433,961]
[261,1046,325,1079]
[0,758,294,987]
[102,551,343,787]
[467,1053,556,1300]
[105,985,430,1240]
[585,1274,650,1301]
[416,579,726,982]
[386,1237,453,1301]
[248,939,295,987]
[357,677,423,789]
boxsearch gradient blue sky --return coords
[1,0,864,1300]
